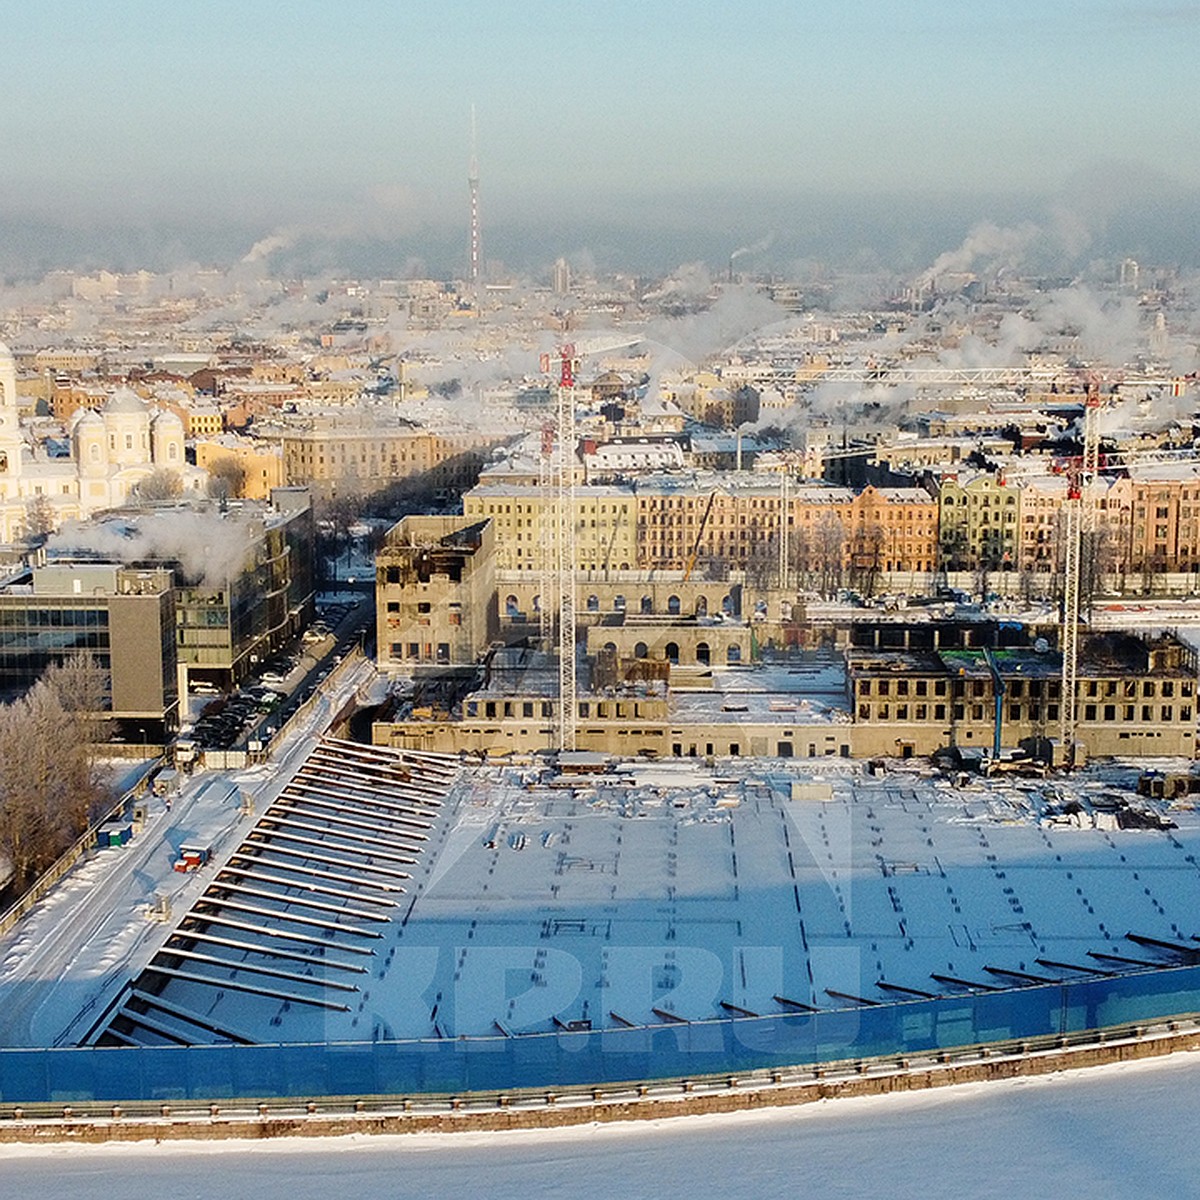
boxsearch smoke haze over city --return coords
[3,1,1200,279]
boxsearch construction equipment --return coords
[1058,378,1102,767]
[683,490,718,581]
[554,346,579,752]
[982,646,1006,761]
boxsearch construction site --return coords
[4,355,1200,1124]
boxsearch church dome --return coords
[104,386,148,415]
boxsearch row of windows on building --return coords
[856,677,1193,700]
[857,699,1192,724]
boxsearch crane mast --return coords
[779,470,791,593]
[537,421,555,648]
[555,346,578,752]
[1059,379,1101,765]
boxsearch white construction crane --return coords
[988,378,1194,765]
[1058,379,1102,765]
[555,346,579,753]
[533,346,582,753]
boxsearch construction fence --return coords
[2,962,1199,1105]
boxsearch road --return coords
[0,654,377,1049]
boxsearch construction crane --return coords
[1058,378,1102,767]
[537,421,555,649]
[956,375,1200,768]
[537,338,650,750]
[548,345,579,753]
[779,470,791,593]
[683,490,718,581]
[982,645,1007,761]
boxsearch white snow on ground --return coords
[74,747,1200,1050]
[0,657,376,1048]
[1,1051,1199,1198]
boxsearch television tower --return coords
[468,105,480,293]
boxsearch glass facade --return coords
[174,502,314,684]
[0,602,111,701]
[2,965,1198,1105]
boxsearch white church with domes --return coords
[0,342,209,543]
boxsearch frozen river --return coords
[2,1051,1198,1199]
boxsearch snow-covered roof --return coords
[78,739,1200,1049]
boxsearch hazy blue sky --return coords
[3,1,1199,274]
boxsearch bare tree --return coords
[812,513,846,598]
[22,493,56,543]
[0,656,113,894]
[851,520,887,599]
[131,468,183,503]
[207,455,247,501]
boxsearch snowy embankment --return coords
[0,1051,1197,1199]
